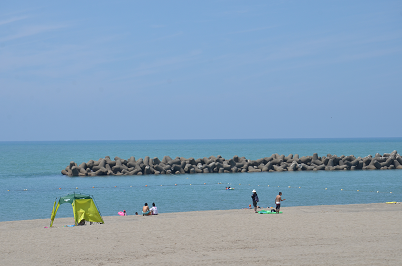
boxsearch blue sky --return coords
[0,1,401,141]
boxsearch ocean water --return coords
[0,138,401,222]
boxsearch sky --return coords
[0,1,401,141]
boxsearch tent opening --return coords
[50,193,104,227]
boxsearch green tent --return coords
[50,193,104,227]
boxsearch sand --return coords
[1,203,401,265]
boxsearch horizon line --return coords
[1,137,402,143]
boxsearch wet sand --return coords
[1,203,401,265]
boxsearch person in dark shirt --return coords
[251,189,259,213]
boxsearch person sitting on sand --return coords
[275,192,286,213]
[150,202,158,215]
[142,203,151,216]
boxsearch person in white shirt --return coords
[150,202,158,215]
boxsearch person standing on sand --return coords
[251,189,259,213]
[275,192,285,213]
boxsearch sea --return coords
[0,138,401,222]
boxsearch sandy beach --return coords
[1,203,401,265]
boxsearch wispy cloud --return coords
[224,45,402,85]
[228,25,278,35]
[214,8,249,17]
[178,27,402,86]
[0,24,69,43]
[140,50,202,70]
[150,24,167,28]
[149,31,183,43]
[108,50,202,83]
[0,16,28,26]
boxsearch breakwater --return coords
[61,150,402,176]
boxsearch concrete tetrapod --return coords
[61,151,402,176]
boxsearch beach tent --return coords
[50,193,104,227]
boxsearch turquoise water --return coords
[0,138,401,222]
